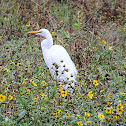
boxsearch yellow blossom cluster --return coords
[32,98,37,100]
[120,92,125,96]
[42,81,47,86]
[22,81,26,85]
[27,89,30,94]
[8,95,13,100]
[61,90,67,97]
[53,112,57,118]
[88,91,93,99]
[76,115,80,117]
[51,32,55,34]
[77,121,83,125]
[32,81,37,86]
[0,94,6,102]
[106,107,113,114]
[102,40,106,44]
[85,112,90,117]
[108,46,113,51]
[0,66,3,71]
[98,113,105,121]
[0,36,3,40]
[4,68,9,73]
[53,109,62,118]
[58,109,62,114]
[67,114,70,118]
[117,104,123,114]
[41,94,47,100]
[0,94,13,102]
[26,23,30,27]
[93,80,99,86]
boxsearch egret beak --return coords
[27,31,41,34]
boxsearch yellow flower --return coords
[42,81,47,86]
[100,90,104,92]
[67,114,70,118]
[88,122,92,124]
[118,100,121,103]
[123,102,126,107]
[22,81,26,85]
[59,84,63,89]
[4,68,9,72]
[17,63,21,66]
[120,92,125,96]
[0,36,2,40]
[117,105,123,115]
[117,108,123,114]
[84,117,87,124]
[117,103,122,107]
[32,81,37,86]
[51,32,55,34]
[108,46,113,51]
[88,91,93,99]
[8,95,13,100]
[5,88,8,95]
[61,90,67,97]
[26,23,30,27]
[0,94,6,102]
[0,66,3,71]
[27,89,30,94]
[60,20,63,23]
[105,108,113,114]
[77,121,83,125]
[41,94,47,100]
[41,107,44,110]
[53,112,58,118]
[113,116,117,119]
[58,109,62,114]
[32,98,37,100]
[76,115,80,117]
[124,27,126,31]
[102,40,106,44]
[4,17,7,19]
[98,114,105,121]
[84,117,92,124]
[110,106,113,109]
[85,112,90,117]
[93,80,98,86]
[124,64,126,69]
[77,75,80,77]
[107,118,111,121]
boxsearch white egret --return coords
[27,29,77,90]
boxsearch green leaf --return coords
[36,66,39,72]
[17,96,26,105]
[17,110,26,121]
[53,86,57,96]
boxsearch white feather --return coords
[37,29,77,89]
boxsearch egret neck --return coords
[41,31,53,51]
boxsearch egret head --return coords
[27,29,51,39]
